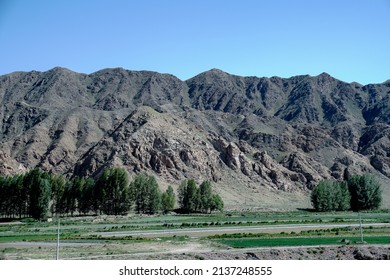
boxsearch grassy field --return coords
[1,210,390,259]
[217,236,390,248]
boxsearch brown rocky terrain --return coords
[1,67,390,209]
[121,245,390,260]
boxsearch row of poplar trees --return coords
[0,167,223,220]
[311,174,382,212]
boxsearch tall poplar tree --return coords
[24,169,51,220]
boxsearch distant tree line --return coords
[0,167,224,220]
[311,174,382,212]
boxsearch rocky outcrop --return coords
[281,152,330,189]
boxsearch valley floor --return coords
[1,211,390,260]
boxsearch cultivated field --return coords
[1,211,390,260]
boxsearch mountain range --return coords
[1,67,390,210]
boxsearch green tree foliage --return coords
[11,174,26,218]
[0,176,6,217]
[210,193,224,212]
[78,177,95,215]
[161,185,175,213]
[178,179,223,213]
[129,173,161,214]
[97,167,130,215]
[1,168,228,218]
[177,180,185,211]
[348,175,382,211]
[0,175,26,218]
[311,175,383,212]
[337,181,351,211]
[1,167,134,218]
[50,174,66,216]
[63,178,80,216]
[311,180,351,212]
[24,169,51,220]
[1,172,75,219]
[146,177,161,214]
[186,179,199,212]
[129,173,148,213]
[199,180,213,213]
[178,179,200,213]
[49,174,95,216]
[93,170,106,214]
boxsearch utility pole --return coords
[56,217,60,260]
[359,212,364,243]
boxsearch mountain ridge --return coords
[3,67,386,86]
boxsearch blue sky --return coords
[0,0,389,84]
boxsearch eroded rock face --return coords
[1,67,390,208]
[72,110,311,194]
[0,151,27,175]
[282,152,330,189]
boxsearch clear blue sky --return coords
[1,0,389,84]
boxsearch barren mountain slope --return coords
[1,68,390,209]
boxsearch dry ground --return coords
[1,238,390,260]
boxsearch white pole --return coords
[56,218,60,260]
[359,213,363,243]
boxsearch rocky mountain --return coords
[1,67,390,209]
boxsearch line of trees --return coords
[178,179,224,213]
[311,174,382,212]
[0,168,224,220]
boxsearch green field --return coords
[217,236,390,248]
[1,210,390,259]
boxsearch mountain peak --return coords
[186,68,232,82]
[314,72,338,84]
[201,68,229,77]
[48,66,75,74]
[316,72,333,79]
[208,68,225,73]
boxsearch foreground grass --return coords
[1,211,390,259]
[217,235,390,248]
[1,210,390,243]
